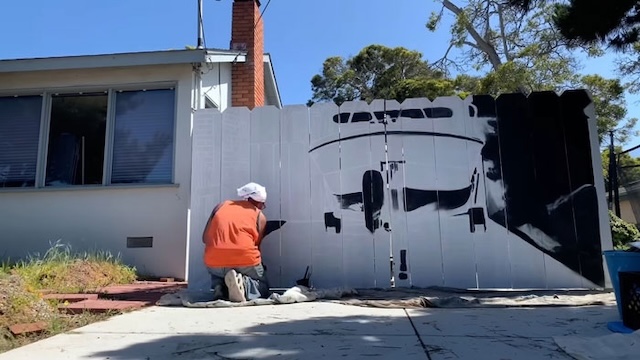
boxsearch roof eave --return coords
[263,53,282,108]
[0,49,249,74]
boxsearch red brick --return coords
[9,322,48,336]
[43,293,99,302]
[59,299,147,315]
[231,0,265,109]
[159,277,174,282]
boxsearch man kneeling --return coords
[202,182,271,302]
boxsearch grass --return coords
[0,240,138,353]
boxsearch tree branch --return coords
[497,4,512,61]
[442,0,503,69]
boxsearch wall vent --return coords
[126,236,153,248]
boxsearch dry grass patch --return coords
[0,241,137,353]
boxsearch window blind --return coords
[0,96,42,187]
[111,89,175,184]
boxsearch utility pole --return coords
[609,131,614,210]
[197,0,204,49]
[609,131,621,216]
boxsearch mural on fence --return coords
[188,91,611,291]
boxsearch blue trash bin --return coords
[603,250,640,318]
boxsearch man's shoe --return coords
[224,270,246,302]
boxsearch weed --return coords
[10,239,137,293]
[0,240,138,353]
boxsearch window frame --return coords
[0,81,179,190]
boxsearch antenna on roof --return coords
[197,0,204,49]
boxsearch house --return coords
[610,184,640,226]
[0,0,280,280]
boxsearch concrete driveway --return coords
[0,302,618,359]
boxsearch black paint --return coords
[335,192,363,210]
[309,131,483,153]
[561,90,603,286]
[400,249,407,271]
[469,207,486,232]
[391,189,399,210]
[264,220,287,237]
[324,212,341,234]
[403,185,472,212]
[474,91,604,287]
[363,170,384,233]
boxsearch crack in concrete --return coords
[171,341,239,356]
[404,308,433,360]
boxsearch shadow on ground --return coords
[84,304,616,360]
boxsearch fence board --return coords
[279,105,313,287]
[250,106,282,286]
[337,100,378,288]
[308,102,343,288]
[469,95,512,288]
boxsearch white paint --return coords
[190,95,612,290]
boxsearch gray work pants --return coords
[207,263,270,301]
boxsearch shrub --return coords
[610,210,640,250]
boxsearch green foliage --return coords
[507,0,639,49]
[617,42,640,94]
[601,147,640,189]
[309,44,488,105]
[310,45,451,104]
[10,240,137,293]
[579,75,638,144]
[427,0,598,94]
[610,210,640,250]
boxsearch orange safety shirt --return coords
[203,200,265,268]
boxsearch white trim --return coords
[0,183,180,194]
[0,49,247,74]
[0,81,177,98]
[104,89,116,185]
[35,92,49,188]
[205,53,246,63]
[263,54,282,108]
[171,84,179,185]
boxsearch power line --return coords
[255,0,272,28]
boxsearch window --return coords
[0,96,42,188]
[111,89,175,184]
[351,112,373,123]
[400,109,425,119]
[332,113,350,123]
[424,107,453,118]
[46,93,107,186]
[0,86,176,189]
[374,110,400,121]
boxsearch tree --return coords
[309,45,463,105]
[426,0,600,94]
[580,75,638,144]
[602,147,640,190]
[616,43,640,94]
[508,0,640,49]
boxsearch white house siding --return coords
[200,62,232,110]
[0,64,200,279]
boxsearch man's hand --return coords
[256,211,267,247]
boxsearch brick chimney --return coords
[230,0,265,109]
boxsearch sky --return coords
[1,0,638,147]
